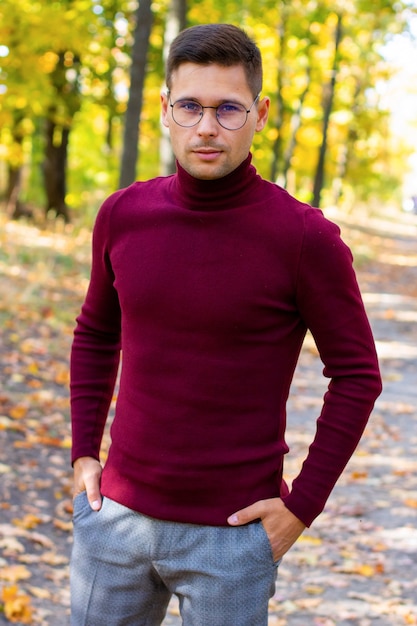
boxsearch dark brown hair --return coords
[166,24,263,98]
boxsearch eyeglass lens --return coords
[171,101,250,130]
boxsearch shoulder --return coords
[255,180,352,265]
[93,175,174,231]
[102,175,173,213]
[258,179,318,218]
[258,179,339,234]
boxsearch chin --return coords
[187,163,234,181]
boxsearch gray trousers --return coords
[70,493,279,626]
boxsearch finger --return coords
[73,458,103,511]
[73,481,102,510]
[89,497,102,511]
[227,501,264,526]
[84,476,102,511]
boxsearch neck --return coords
[172,154,261,211]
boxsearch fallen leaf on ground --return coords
[0,564,31,583]
[1,585,33,623]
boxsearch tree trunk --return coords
[332,77,362,206]
[119,0,154,189]
[6,163,25,219]
[160,0,187,176]
[5,132,32,219]
[282,64,311,188]
[311,13,343,208]
[270,7,287,183]
[5,115,33,219]
[43,116,71,222]
[42,51,81,223]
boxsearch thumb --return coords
[227,502,263,526]
[73,457,103,511]
[86,483,102,511]
[83,468,102,511]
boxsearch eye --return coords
[176,100,202,113]
[218,103,244,115]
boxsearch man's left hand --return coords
[227,498,305,562]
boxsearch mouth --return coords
[192,147,224,161]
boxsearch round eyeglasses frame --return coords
[168,93,260,131]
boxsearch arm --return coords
[70,196,122,477]
[282,210,382,526]
[230,209,381,551]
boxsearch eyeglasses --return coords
[168,94,260,131]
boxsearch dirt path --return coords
[0,210,416,625]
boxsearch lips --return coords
[192,147,224,160]
[194,151,222,161]
[192,144,224,153]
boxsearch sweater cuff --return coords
[281,491,326,528]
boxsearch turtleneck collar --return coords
[171,153,262,211]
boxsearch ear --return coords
[255,96,270,132]
[161,92,169,128]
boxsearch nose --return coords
[197,108,219,136]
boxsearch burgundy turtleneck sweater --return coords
[70,155,381,527]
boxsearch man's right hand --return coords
[73,456,103,511]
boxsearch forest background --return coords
[1,0,417,226]
[1,2,417,624]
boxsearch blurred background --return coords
[0,0,416,227]
[1,3,417,625]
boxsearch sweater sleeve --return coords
[281,208,382,526]
[70,195,122,464]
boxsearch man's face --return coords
[161,63,269,180]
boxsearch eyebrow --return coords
[172,96,247,106]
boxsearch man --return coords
[70,23,382,626]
